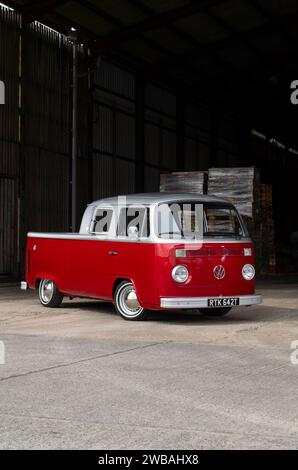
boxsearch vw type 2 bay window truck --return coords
[21,193,262,320]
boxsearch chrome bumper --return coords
[20,281,28,290]
[160,294,262,309]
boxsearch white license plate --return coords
[207,297,239,307]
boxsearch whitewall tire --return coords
[114,281,148,321]
[38,279,63,308]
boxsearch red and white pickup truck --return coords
[21,193,261,320]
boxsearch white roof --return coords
[88,192,230,207]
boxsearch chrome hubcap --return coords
[117,284,143,318]
[40,279,54,304]
[125,290,139,309]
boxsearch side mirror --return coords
[128,226,139,240]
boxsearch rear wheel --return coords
[114,281,148,321]
[199,307,232,317]
[38,279,63,308]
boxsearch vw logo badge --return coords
[213,265,225,280]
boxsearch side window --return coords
[117,207,149,237]
[90,208,113,234]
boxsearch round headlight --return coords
[172,265,189,283]
[242,264,255,280]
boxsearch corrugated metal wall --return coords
[93,59,136,199]
[0,177,17,277]
[22,23,72,235]
[91,61,243,199]
[184,101,210,171]
[144,82,176,191]
[0,8,20,279]
[217,115,238,166]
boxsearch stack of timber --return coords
[159,171,206,194]
[207,167,263,272]
[207,167,260,218]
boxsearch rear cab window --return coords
[90,208,113,234]
[117,207,150,238]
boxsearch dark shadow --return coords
[58,299,298,326]
[257,274,298,286]
[61,299,117,315]
[145,305,290,326]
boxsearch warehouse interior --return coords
[1,0,298,281]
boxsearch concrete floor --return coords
[0,280,298,449]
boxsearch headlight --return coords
[242,264,255,280]
[172,265,189,283]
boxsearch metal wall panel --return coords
[0,141,19,177]
[24,148,69,233]
[144,122,160,166]
[144,84,177,173]
[93,152,135,199]
[145,82,176,117]
[162,128,176,170]
[93,101,136,159]
[0,8,20,177]
[0,8,20,280]
[217,116,238,166]
[184,137,197,170]
[185,101,210,131]
[184,122,210,171]
[94,58,135,100]
[144,166,160,192]
[0,8,20,147]
[21,22,74,240]
[0,177,17,277]
[22,23,72,155]
[92,60,136,199]
[115,111,135,159]
[93,104,114,154]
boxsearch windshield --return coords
[156,202,245,239]
[204,206,243,237]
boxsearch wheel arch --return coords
[112,277,142,303]
[34,275,58,290]
[113,277,133,297]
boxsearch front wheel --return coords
[199,307,232,317]
[114,281,148,321]
[38,279,63,308]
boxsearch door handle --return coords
[109,251,118,256]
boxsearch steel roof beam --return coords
[126,0,237,79]
[248,0,298,51]
[20,0,70,24]
[90,0,226,56]
[75,1,212,85]
[207,9,298,52]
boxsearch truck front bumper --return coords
[160,294,262,309]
